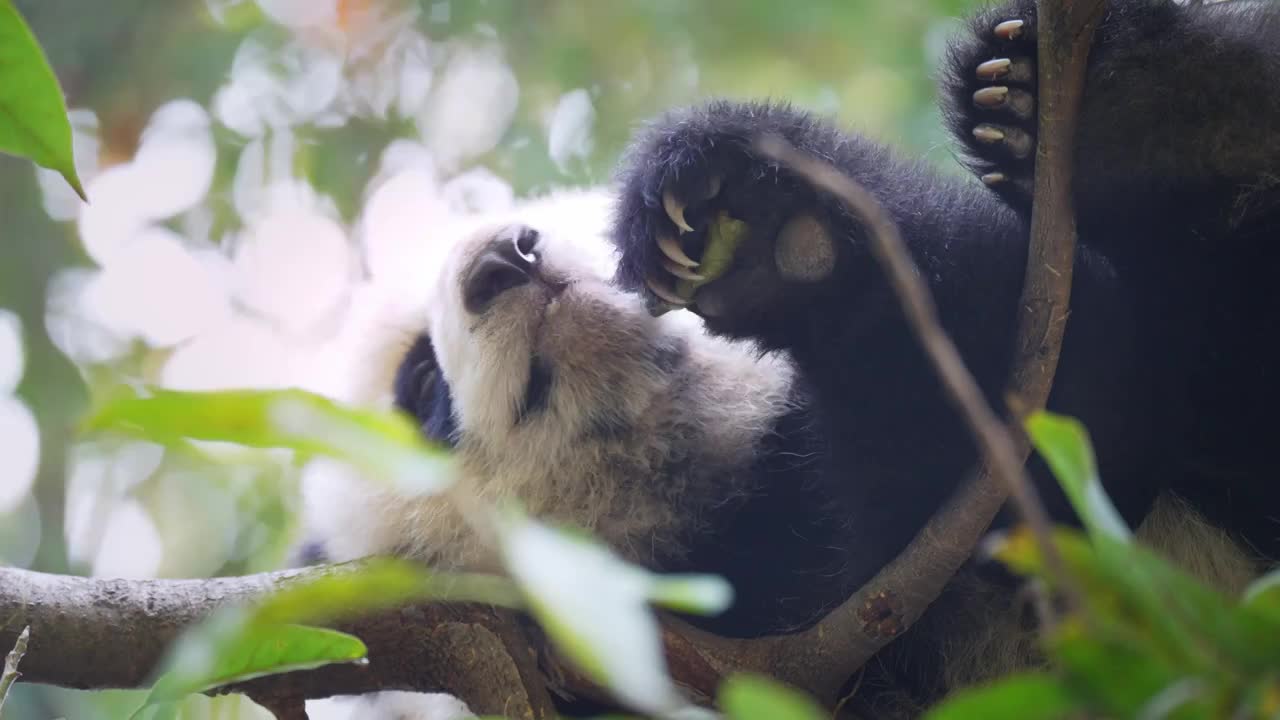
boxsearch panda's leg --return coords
[946,0,1280,559]
[941,0,1280,221]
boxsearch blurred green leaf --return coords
[0,1,85,200]
[991,521,1280,717]
[1047,623,1190,718]
[83,386,454,496]
[718,674,825,720]
[923,672,1078,720]
[495,508,720,717]
[648,575,733,616]
[136,558,522,715]
[1244,570,1280,606]
[253,558,523,626]
[1025,411,1131,542]
[135,620,366,717]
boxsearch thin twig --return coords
[0,625,30,716]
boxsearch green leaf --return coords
[1244,569,1280,606]
[0,1,86,200]
[135,620,367,715]
[251,559,523,627]
[718,674,825,720]
[494,508,720,717]
[1047,625,1190,718]
[1025,411,1131,542]
[83,386,454,496]
[648,574,733,616]
[923,672,1078,720]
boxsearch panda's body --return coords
[304,0,1280,714]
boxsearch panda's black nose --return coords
[463,225,543,314]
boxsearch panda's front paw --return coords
[944,2,1041,208]
[611,101,840,330]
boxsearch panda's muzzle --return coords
[463,224,565,314]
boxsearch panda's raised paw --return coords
[611,100,846,329]
[945,5,1042,208]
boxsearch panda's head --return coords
[388,190,689,453]
[303,188,793,567]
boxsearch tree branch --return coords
[0,565,556,719]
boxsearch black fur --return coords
[609,0,1280,698]
[393,334,459,448]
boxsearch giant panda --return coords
[301,0,1280,715]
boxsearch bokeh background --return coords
[1,0,981,717]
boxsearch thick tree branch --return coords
[0,565,555,719]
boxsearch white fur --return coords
[307,691,474,720]
[303,188,795,570]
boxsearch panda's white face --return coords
[303,188,795,569]
[421,190,674,444]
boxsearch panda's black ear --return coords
[392,333,436,415]
[392,334,458,447]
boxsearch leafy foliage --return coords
[0,0,83,200]
[925,411,1280,720]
